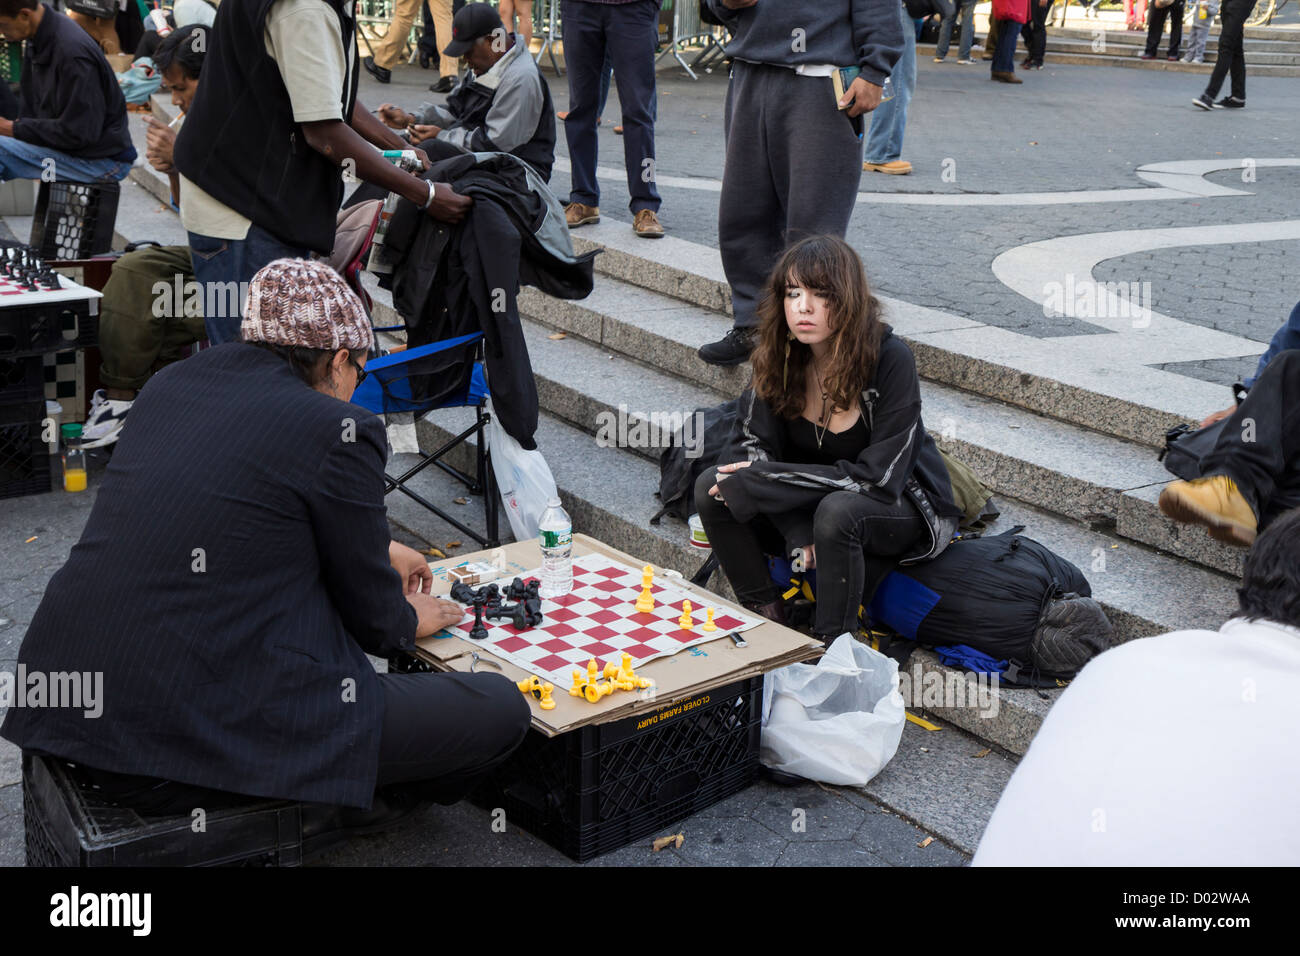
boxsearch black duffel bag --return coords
[1158,383,1247,480]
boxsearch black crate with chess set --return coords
[22,753,309,867]
[411,534,822,863]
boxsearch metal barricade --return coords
[655,0,728,79]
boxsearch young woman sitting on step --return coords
[695,235,964,646]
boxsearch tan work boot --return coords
[633,209,664,238]
[1158,475,1258,547]
[564,202,600,228]
[863,160,913,175]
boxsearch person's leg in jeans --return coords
[933,0,957,58]
[865,3,917,165]
[957,1,976,58]
[0,139,131,183]
[605,0,662,215]
[1142,1,1168,55]
[992,20,1022,73]
[597,48,613,120]
[1025,0,1052,63]
[811,491,926,637]
[1205,0,1247,99]
[374,671,531,804]
[694,469,790,608]
[1167,0,1184,57]
[188,224,309,344]
[561,0,606,210]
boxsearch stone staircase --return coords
[110,94,1245,853]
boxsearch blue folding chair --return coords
[350,330,501,548]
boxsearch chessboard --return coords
[441,553,764,688]
[0,243,98,307]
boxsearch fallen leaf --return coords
[423,548,446,559]
[453,497,469,505]
[972,748,990,759]
[446,541,462,549]
[1029,141,1038,145]
[25,536,37,544]
[920,747,930,753]
[548,332,567,340]
[917,836,933,849]
[652,832,684,852]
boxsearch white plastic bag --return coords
[760,634,906,786]
[485,398,559,541]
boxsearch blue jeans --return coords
[0,138,133,183]
[187,225,310,344]
[562,0,662,213]
[865,3,917,165]
[992,18,1023,73]
[936,0,977,59]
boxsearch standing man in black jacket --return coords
[0,1,137,183]
[172,0,472,344]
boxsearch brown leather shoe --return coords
[991,71,1023,84]
[633,209,664,238]
[863,160,913,175]
[564,202,600,228]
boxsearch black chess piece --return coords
[449,581,478,605]
[468,600,488,642]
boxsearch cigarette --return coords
[168,113,183,128]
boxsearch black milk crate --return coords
[0,300,96,357]
[23,753,308,867]
[30,180,120,262]
[0,399,49,499]
[0,353,45,402]
[476,674,763,862]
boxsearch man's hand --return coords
[144,117,177,173]
[409,123,442,145]
[0,118,12,138]
[1198,405,1236,430]
[839,75,883,117]
[389,540,433,594]
[720,0,758,8]
[377,103,411,129]
[424,181,472,223]
[406,593,466,638]
[707,460,753,500]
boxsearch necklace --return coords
[810,361,831,449]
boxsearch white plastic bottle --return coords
[537,497,573,598]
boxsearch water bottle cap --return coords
[546,497,561,508]
[60,423,82,439]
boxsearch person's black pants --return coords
[1143,0,1184,57]
[694,469,926,636]
[70,671,530,816]
[1202,349,1300,528]
[1021,1,1054,63]
[1205,0,1256,100]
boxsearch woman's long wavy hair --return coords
[750,235,884,419]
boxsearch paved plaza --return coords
[2,45,1297,866]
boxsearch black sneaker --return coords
[363,56,391,84]
[698,327,756,367]
[1191,93,1219,110]
[1216,95,1245,108]
[428,76,455,94]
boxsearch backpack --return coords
[866,528,1115,682]
[651,398,740,525]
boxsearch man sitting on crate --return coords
[0,0,136,183]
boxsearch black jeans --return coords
[1021,1,1054,63]
[1143,0,1184,57]
[72,671,531,816]
[1205,0,1256,100]
[1202,349,1300,528]
[695,469,927,636]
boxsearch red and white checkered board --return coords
[444,553,763,687]
[0,272,87,304]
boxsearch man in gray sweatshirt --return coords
[699,0,903,366]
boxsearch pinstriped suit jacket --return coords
[1,343,417,808]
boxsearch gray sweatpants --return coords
[718,61,865,330]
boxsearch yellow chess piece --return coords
[603,661,622,681]
[584,679,614,704]
[538,682,556,710]
[570,669,587,697]
[679,600,694,631]
[703,608,717,632]
[635,564,654,613]
[516,676,541,695]
[587,658,598,685]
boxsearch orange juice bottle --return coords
[61,423,87,493]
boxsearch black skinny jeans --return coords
[1205,0,1257,100]
[695,468,927,636]
[1202,348,1300,526]
[1143,0,1184,56]
[1021,0,1054,63]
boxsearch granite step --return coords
[556,224,1224,450]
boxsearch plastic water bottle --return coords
[538,497,573,598]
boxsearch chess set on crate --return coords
[410,534,821,862]
[0,241,102,499]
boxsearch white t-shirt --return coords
[180,0,354,240]
[973,617,1300,866]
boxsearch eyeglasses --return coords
[350,357,368,385]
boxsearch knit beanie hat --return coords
[240,258,373,352]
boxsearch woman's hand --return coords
[407,593,465,638]
[707,460,753,500]
[389,540,434,594]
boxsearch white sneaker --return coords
[81,388,133,448]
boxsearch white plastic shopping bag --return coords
[760,634,906,786]
[485,398,559,541]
